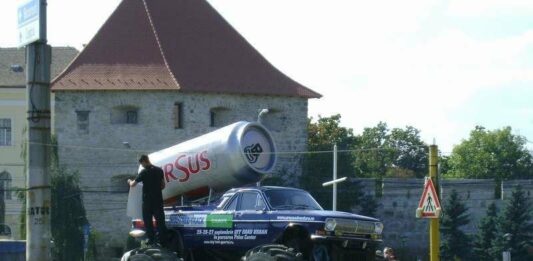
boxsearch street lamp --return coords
[503,233,512,261]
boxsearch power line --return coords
[6,140,430,155]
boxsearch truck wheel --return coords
[124,246,181,261]
[242,244,303,261]
[164,231,183,254]
[364,248,376,261]
[128,254,154,261]
[283,233,312,259]
[165,231,194,261]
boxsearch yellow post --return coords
[429,145,440,261]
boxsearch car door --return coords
[233,191,271,248]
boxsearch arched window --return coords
[209,107,231,127]
[261,109,286,132]
[111,105,139,124]
[0,172,12,200]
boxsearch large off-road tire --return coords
[283,230,312,260]
[122,246,181,261]
[242,244,303,261]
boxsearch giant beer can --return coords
[127,121,276,217]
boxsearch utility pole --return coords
[24,0,52,260]
[332,144,337,211]
[428,145,440,261]
[323,144,347,211]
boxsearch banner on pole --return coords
[17,0,43,46]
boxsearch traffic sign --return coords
[17,0,43,46]
[416,178,441,218]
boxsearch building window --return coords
[0,172,12,200]
[111,106,139,124]
[209,110,216,127]
[0,119,12,146]
[261,109,285,132]
[209,107,230,127]
[174,103,183,129]
[126,111,138,124]
[76,111,90,133]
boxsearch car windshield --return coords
[264,189,322,210]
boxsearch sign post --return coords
[82,224,91,261]
[416,145,440,261]
[19,0,52,260]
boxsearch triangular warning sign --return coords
[416,178,441,218]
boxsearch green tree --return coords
[445,126,533,179]
[354,122,391,178]
[18,135,88,261]
[301,115,363,211]
[491,186,532,260]
[387,126,428,178]
[439,155,451,177]
[51,166,88,261]
[473,202,498,260]
[440,189,471,260]
[354,122,428,178]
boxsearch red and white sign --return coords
[416,178,441,218]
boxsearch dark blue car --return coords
[134,186,384,260]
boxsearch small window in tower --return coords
[111,106,139,124]
[209,107,230,127]
[126,111,138,124]
[174,103,183,129]
[261,109,285,132]
[210,110,216,127]
[76,111,90,133]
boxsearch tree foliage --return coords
[51,167,88,261]
[302,115,363,211]
[445,126,533,179]
[440,189,471,260]
[473,202,498,260]
[354,122,428,178]
[18,135,88,260]
[49,137,88,261]
[491,186,532,260]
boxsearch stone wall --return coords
[348,178,533,260]
[53,90,309,258]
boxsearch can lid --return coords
[241,125,276,173]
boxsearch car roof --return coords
[225,186,306,194]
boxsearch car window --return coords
[238,192,265,211]
[264,189,322,210]
[225,195,239,211]
[216,195,231,209]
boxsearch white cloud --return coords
[448,0,533,16]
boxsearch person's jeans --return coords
[142,199,167,244]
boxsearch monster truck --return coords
[127,186,383,261]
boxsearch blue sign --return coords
[82,224,91,253]
[17,0,42,46]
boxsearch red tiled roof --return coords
[51,0,321,98]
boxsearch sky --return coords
[1,0,532,153]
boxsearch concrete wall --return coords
[348,178,533,260]
[53,90,309,258]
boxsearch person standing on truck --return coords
[128,155,167,245]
